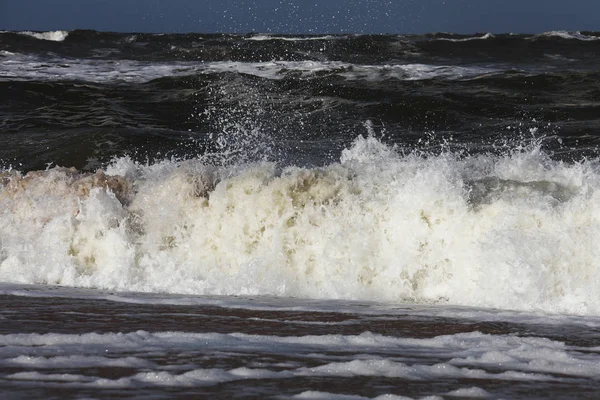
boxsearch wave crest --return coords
[0,137,599,315]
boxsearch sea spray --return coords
[1,136,599,315]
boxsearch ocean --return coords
[1,29,600,399]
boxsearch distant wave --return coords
[434,33,495,42]
[0,57,500,83]
[245,34,338,41]
[534,31,600,41]
[1,30,599,67]
[16,30,69,42]
[2,30,600,44]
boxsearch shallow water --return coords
[0,284,599,399]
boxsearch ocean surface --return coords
[2,29,600,398]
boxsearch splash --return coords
[1,136,599,315]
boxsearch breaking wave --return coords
[16,30,69,42]
[1,136,599,316]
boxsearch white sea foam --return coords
[0,57,196,83]
[18,30,69,42]
[445,387,490,398]
[0,330,596,386]
[6,355,153,369]
[536,31,600,41]
[0,57,498,83]
[8,371,91,382]
[293,392,418,400]
[246,35,338,41]
[2,137,600,315]
[435,33,495,42]
[296,359,551,381]
[337,63,496,81]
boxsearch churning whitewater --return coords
[1,135,599,315]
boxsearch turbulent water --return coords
[2,29,600,399]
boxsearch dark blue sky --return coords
[0,0,598,34]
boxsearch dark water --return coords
[2,30,600,170]
[2,286,600,399]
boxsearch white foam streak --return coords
[1,330,596,384]
[204,61,495,81]
[6,355,152,369]
[445,387,490,398]
[0,57,498,83]
[293,392,417,400]
[536,31,600,41]
[435,33,495,42]
[8,372,90,382]
[18,30,69,42]
[297,359,551,381]
[246,35,338,41]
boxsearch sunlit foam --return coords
[1,136,600,315]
